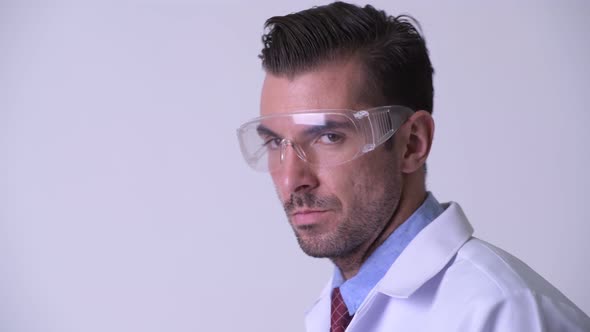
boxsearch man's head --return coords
[260,1,434,113]
[253,2,435,262]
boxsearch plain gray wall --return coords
[1,1,588,331]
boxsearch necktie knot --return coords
[330,287,353,332]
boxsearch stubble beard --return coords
[284,176,401,259]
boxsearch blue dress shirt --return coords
[331,192,444,315]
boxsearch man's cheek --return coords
[273,185,288,205]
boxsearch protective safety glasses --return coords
[236,105,414,172]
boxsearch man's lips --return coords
[290,210,329,227]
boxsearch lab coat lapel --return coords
[304,277,332,332]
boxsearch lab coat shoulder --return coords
[438,238,590,331]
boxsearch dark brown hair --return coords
[260,1,434,113]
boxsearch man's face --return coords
[260,59,404,259]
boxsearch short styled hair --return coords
[260,1,435,113]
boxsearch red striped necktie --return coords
[330,287,353,332]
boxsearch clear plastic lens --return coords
[238,112,362,172]
[237,106,413,172]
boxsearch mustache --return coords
[283,192,341,214]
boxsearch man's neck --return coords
[332,186,427,280]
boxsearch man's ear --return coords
[399,110,435,173]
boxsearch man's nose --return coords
[274,143,319,196]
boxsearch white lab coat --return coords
[304,202,590,331]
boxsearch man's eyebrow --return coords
[256,120,353,138]
[256,124,280,138]
[301,120,354,137]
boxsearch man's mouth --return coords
[290,210,329,227]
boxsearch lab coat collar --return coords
[305,202,473,331]
[374,202,473,298]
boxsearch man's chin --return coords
[297,242,332,258]
[294,231,343,258]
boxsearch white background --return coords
[1,0,588,331]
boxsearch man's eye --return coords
[318,133,343,144]
[263,137,282,149]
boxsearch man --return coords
[237,2,590,331]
